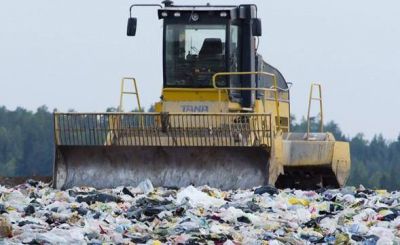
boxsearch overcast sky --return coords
[0,0,399,140]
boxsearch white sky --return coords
[0,0,399,140]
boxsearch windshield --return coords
[165,24,227,88]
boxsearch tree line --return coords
[0,106,399,190]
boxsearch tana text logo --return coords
[181,105,209,112]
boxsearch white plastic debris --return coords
[1,180,400,244]
[137,179,154,194]
[176,185,225,208]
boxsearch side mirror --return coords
[127,17,137,36]
[252,18,262,37]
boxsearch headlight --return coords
[191,13,199,22]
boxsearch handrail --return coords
[307,83,324,139]
[119,77,142,112]
[54,112,272,116]
[53,113,273,147]
[212,71,281,130]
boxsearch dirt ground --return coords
[0,176,52,187]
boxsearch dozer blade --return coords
[54,146,269,190]
[53,112,274,190]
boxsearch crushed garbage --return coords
[0,180,400,244]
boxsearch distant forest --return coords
[0,106,399,190]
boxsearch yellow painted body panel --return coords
[154,102,162,113]
[162,101,229,113]
[162,88,229,101]
[265,100,290,132]
[160,88,289,119]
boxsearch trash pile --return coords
[1,180,400,244]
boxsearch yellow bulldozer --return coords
[53,1,350,190]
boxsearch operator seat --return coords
[196,38,225,87]
[199,38,223,58]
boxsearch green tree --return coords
[0,106,400,190]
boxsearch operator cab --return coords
[159,6,241,89]
[127,1,289,108]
